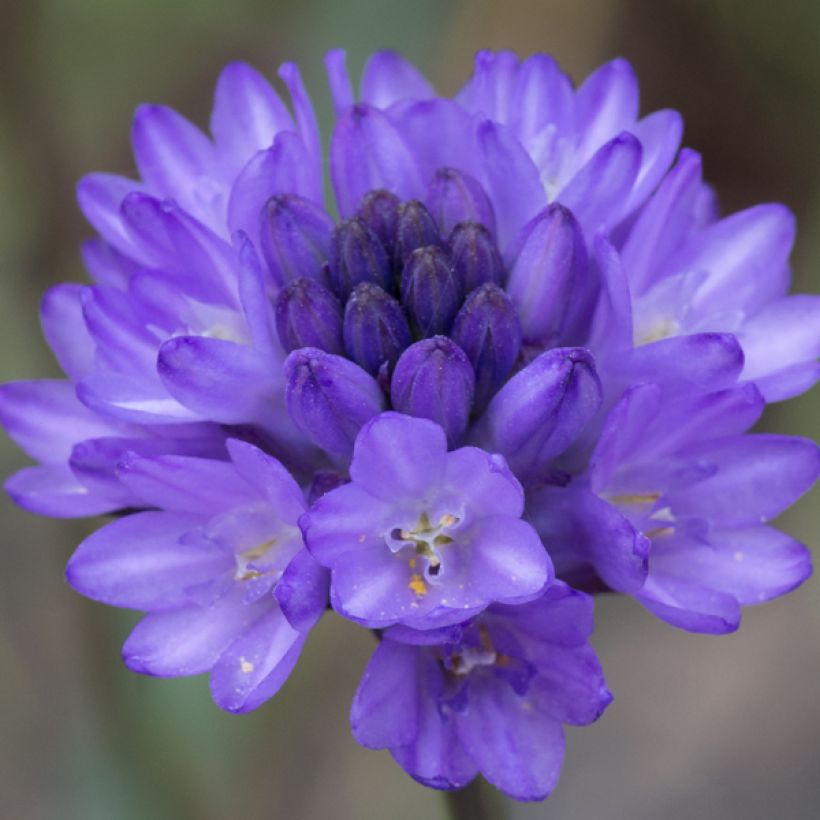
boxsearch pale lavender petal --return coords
[360,50,435,106]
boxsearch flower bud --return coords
[447,221,505,292]
[427,167,496,238]
[258,194,335,286]
[328,217,392,299]
[390,336,475,446]
[275,277,344,354]
[343,282,412,376]
[476,347,602,478]
[356,189,400,257]
[284,348,385,457]
[394,199,441,264]
[505,203,587,345]
[400,246,462,338]
[450,283,521,412]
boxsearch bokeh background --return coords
[1,1,819,818]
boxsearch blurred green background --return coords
[1,1,819,818]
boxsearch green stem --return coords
[444,779,508,820]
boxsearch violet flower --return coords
[1,47,818,804]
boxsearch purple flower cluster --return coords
[1,49,818,801]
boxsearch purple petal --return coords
[331,103,424,217]
[624,109,683,214]
[557,133,642,233]
[0,380,125,463]
[668,435,820,527]
[529,644,612,725]
[360,50,435,106]
[210,605,305,712]
[510,54,574,146]
[210,62,293,175]
[40,284,95,380]
[66,511,230,610]
[349,412,447,502]
[616,332,745,394]
[158,336,281,426]
[638,570,741,634]
[739,295,820,397]
[228,133,321,249]
[467,515,552,602]
[274,549,329,632]
[476,120,546,247]
[456,50,520,121]
[117,452,253,514]
[131,104,219,216]
[76,173,144,254]
[122,590,268,677]
[5,464,122,518]
[351,639,420,748]
[575,58,639,162]
[528,486,649,594]
[443,447,524,518]
[456,675,565,801]
[672,203,795,314]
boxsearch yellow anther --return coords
[439,513,458,528]
[408,573,428,597]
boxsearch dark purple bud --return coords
[448,222,505,292]
[343,282,412,376]
[259,194,335,286]
[328,217,392,299]
[390,336,475,446]
[356,189,400,256]
[275,277,343,354]
[284,347,385,457]
[476,347,602,479]
[394,199,441,264]
[450,283,521,412]
[506,204,587,345]
[400,246,462,337]
[426,167,496,238]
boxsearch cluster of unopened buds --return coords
[1,49,817,801]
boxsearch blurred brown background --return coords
[1,1,818,818]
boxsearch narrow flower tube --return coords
[275,277,344,354]
[394,199,441,264]
[258,194,335,286]
[476,347,602,478]
[450,283,522,412]
[390,336,475,446]
[343,282,412,376]
[356,189,401,259]
[328,217,393,298]
[284,347,385,457]
[426,167,497,238]
[400,246,462,337]
[506,204,587,345]
[448,221,506,293]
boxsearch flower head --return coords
[1,46,818,803]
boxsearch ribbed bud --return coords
[450,283,521,412]
[505,204,587,345]
[328,217,392,299]
[259,194,335,287]
[284,348,385,457]
[476,347,602,479]
[356,189,400,258]
[427,167,496,238]
[390,336,475,446]
[343,282,412,376]
[400,246,462,338]
[394,200,441,264]
[448,222,505,292]
[275,277,344,354]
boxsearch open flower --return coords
[351,582,611,800]
[65,439,327,712]
[301,412,552,629]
